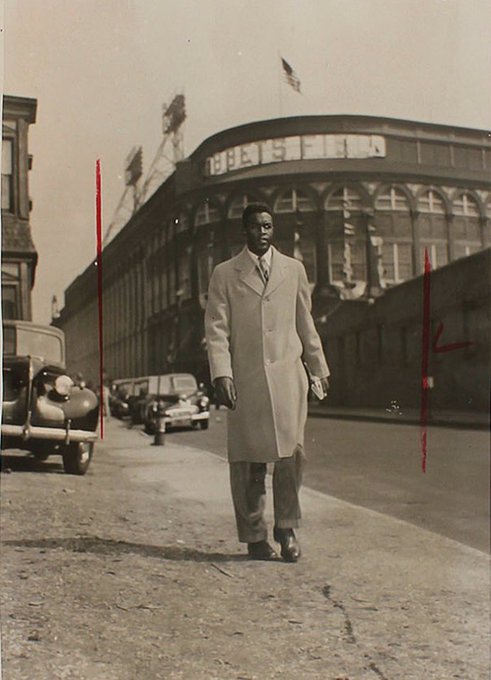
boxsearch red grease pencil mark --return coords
[432,321,474,353]
[96,160,104,439]
[420,252,475,472]
[420,249,432,473]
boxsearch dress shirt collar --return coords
[247,246,273,267]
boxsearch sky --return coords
[2,0,491,323]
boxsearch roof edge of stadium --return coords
[189,114,491,162]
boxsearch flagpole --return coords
[277,52,283,117]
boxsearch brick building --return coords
[1,95,38,320]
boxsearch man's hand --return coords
[214,377,237,410]
[320,377,330,396]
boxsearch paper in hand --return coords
[311,377,326,401]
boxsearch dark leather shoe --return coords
[273,528,301,562]
[247,540,278,561]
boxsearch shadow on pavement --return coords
[1,453,64,474]
[4,535,247,563]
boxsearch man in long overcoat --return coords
[205,203,329,561]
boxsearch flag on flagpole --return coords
[281,57,301,93]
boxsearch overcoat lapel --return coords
[235,247,264,297]
[235,246,287,297]
[265,248,287,296]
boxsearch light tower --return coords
[103,95,186,247]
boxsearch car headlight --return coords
[199,396,210,408]
[54,374,74,397]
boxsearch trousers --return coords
[229,446,304,543]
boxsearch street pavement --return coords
[166,412,490,552]
[1,417,489,679]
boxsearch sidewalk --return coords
[2,418,488,680]
[308,402,490,429]
[111,420,489,679]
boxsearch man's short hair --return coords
[242,202,272,227]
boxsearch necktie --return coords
[258,257,269,286]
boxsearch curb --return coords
[307,407,490,431]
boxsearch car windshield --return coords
[172,376,197,392]
[3,326,64,364]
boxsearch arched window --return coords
[419,190,445,215]
[194,200,220,227]
[325,186,363,212]
[375,187,409,212]
[324,187,365,284]
[452,193,482,260]
[375,187,413,284]
[418,190,448,271]
[275,188,314,213]
[177,245,192,301]
[228,194,258,219]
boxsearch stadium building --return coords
[55,115,490,412]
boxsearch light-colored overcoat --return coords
[205,246,329,463]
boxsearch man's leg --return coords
[272,445,304,528]
[272,446,305,561]
[229,462,268,543]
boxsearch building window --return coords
[275,188,314,213]
[325,187,365,285]
[177,248,192,301]
[327,242,344,283]
[1,284,19,319]
[375,187,413,283]
[293,231,316,286]
[419,189,445,215]
[453,193,479,218]
[228,194,257,219]
[420,243,448,270]
[197,236,214,298]
[451,193,482,261]
[194,200,220,226]
[376,187,409,212]
[325,186,363,212]
[160,263,168,310]
[418,190,448,272]
[168,260,176,305]
[381,242,413,284]
[2,139,14,212]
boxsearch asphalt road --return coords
[165,412,490,552]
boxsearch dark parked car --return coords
[123,373,210,433]
[1,321,99,475]
[109,379,132,419]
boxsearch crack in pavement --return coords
[322,585,391,679]
[368,661,390,679]
[322,584,357,645]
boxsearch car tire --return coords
[62,442,94,475]
[200,420,209,430]
[31,443,52,461]
[32,451,51,461]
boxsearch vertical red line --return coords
[420,248,432,473]
[96,160,104,439]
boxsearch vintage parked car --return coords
[109,378,132,419]
[125,373,210,433]
[1,320,99,475]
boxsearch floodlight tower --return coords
[140,94,187,202]
[103,95,186,248]
[103,146,143,247]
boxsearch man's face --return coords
[244,211,274,256]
